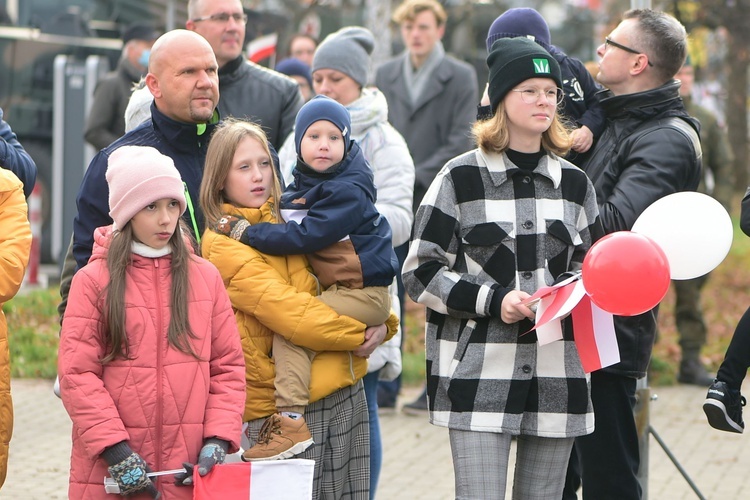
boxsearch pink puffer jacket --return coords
[59,226,245,499]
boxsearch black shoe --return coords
[678,358,714,386]
[703,380,746,433]
[402,389,428,416]
[377,386,397,415]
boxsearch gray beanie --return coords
[312,27,374,87]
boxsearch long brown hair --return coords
[200,119,283,230]
[101,219,199,363]
[472,100,573,157]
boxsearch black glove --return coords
[213,215,250,241]
[175,438,229,486]
[102,441,159,498]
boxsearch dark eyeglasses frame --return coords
[191,12,248,24]
[604,37,654,67]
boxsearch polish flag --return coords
[528,280,586,345]
[571,295,619,373]
[247,33,278,63]
[193,460,315,499]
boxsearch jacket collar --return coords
[118,57,145,83]
[150,102,220,154]
[599,80,683,120]
[598,79,700,136]
[218,55,246,86]
[478,149,562,188]
[221,200,277,225]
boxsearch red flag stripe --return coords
[535,281,579,326]
[572,295,602,372]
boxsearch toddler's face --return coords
[299,120,345,172]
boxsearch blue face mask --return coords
[138,49,151,69]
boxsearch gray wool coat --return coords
[375,53,478,213]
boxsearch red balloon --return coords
[582,231,671,316]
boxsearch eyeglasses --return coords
[511,87,564,105]
[191,12,248,24]
[604,37,654,67]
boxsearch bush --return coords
[5,287,60,379]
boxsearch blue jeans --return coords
[363,370,382,500]
[378,242,409,405]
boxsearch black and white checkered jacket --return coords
[403,149,601,437]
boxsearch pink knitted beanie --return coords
[106,145,187,230]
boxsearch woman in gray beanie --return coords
[276,25,415,500]
[402,36,603,499]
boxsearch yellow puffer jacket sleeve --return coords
[0,171,32,488]
[202,202,374,421]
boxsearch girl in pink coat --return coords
[59,146,246,499]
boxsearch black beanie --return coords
[487,37,562,112]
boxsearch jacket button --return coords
[522,220,533,229]
[522,271,533,279]
[522,365,532,373]
[522,175,531,184]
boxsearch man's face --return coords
[676,65,694,97]
[148,37,219,124]
[596,19,640,94]
[400,10,444,60]
[186,0,246,68]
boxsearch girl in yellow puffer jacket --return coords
[200,119,397,500]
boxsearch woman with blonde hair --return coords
[402,37,603,499]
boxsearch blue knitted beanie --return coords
[294,95,352,154]
[486,8,551,53]
[276,58,313,89]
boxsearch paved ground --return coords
[3,380,749,499]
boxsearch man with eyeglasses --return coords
[186,0,303,149]
[562,9,702,500]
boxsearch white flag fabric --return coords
[193,460,315,499]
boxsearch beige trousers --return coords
[274,285,391,413]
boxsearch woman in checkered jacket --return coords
[402,37,603,499]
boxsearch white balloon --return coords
[631,192,733,280]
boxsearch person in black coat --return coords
[563,10,702,500]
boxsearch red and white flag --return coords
[246,33,278,63]
[533,280,587,345]
[571,295,619,373]
[193,460,315,500]
[519,272,618,372]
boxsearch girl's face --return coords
[312,69,361,106]
[130,198,181,250]
[222,136,274,208]
[299,120,345,172]
[504,77,559,145]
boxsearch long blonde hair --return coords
[102,219,198,363]
[472,101,573,157]
[200,119,283,229]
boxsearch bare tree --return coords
[365,0,392,81]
